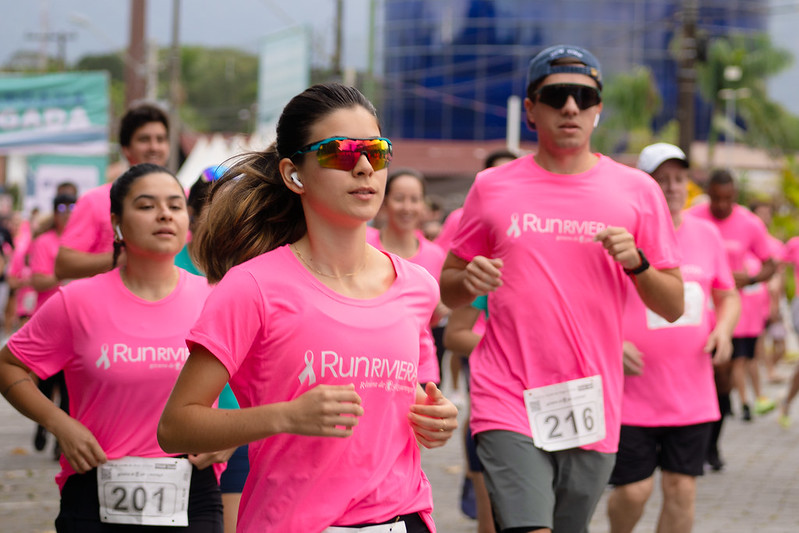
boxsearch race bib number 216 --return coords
[523,375,606,452]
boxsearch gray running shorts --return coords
[476,430,615,533]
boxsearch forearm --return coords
[632,267,684,322]
[31,273,58,292]
[440,267,475,309]
[444,330,481,355]
[0,355,71,433]
[751,258,777,284]
[712,290,741,339]
[158,401,291,454]
[55,247,114,280]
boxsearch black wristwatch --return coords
[624,248,650,276]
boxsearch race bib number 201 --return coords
[523,375,605,452]
[97,457,192,526]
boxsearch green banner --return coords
[0,72,109,155]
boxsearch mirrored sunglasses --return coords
[535,83,602,110]
[55,203,75,213]
[291,137,393,171]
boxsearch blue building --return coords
[381,0,768,142]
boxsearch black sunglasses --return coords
[534,84,602,110]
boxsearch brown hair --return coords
[193,83,379,283]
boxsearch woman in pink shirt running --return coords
[367,168,448,385]
[0,164,227,532]
[158,83,458,533]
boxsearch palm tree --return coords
[592,66,664,155]
[695,33,793,162]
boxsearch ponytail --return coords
[193,82,380,284]
[192,143,305,283]
[112,240,125,268]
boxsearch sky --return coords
[2,0,798,114]
[0,0,376,70]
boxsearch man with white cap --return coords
[440,45,684,533]
[607,143,740,533]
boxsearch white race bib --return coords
[324,522,408,532]
[646,280,705,329]
[97,456,192,526]
[523,375,605,452]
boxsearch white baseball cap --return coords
[637,143,688,174]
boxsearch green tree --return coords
[168,46,259,133]
[74,53,127,121]
[591,66,663,155]
[695,33,793,160]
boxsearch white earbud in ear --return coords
[593,114,600,128]
[290,172,303,188]
[115,225,124,241]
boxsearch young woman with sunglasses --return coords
[158,83,458,532]
[367,168,448,385]
[0,164,227,532]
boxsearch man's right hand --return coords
[463,256,504,296]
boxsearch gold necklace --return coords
[292,245,367,279]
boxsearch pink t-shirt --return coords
[28,229,61,311]
[367,232,446,384]
[621,215,734,426]
[450,154,680,453]
[686,203,773,337]
[8,268,212,490]
[187,245,438,532]
[7,237,36,318]
[434,207,464,252]
[748,236,785,329]
[59,182,114,254]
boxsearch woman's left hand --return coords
[408,382,458,449]
[188,447,237,470]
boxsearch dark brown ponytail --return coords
[192,82,380,284]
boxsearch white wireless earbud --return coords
[593,114,600,128]
[115,225,124,241]
[290,172,303,188]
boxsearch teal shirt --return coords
[174,244,239,409]
[174,244,202,276]
[472,295,488,318]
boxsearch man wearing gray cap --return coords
[440,46,685,532]
[607,143,739,533]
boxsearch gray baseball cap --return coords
[526,45,603,93]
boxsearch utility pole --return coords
[25,31,77,70]
[676,0,698,160]
[168,0,182,173]
[125,0,148,108]
[364,0,378,104]
[332,0,344,79]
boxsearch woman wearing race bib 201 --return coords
[0,164,228,532]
